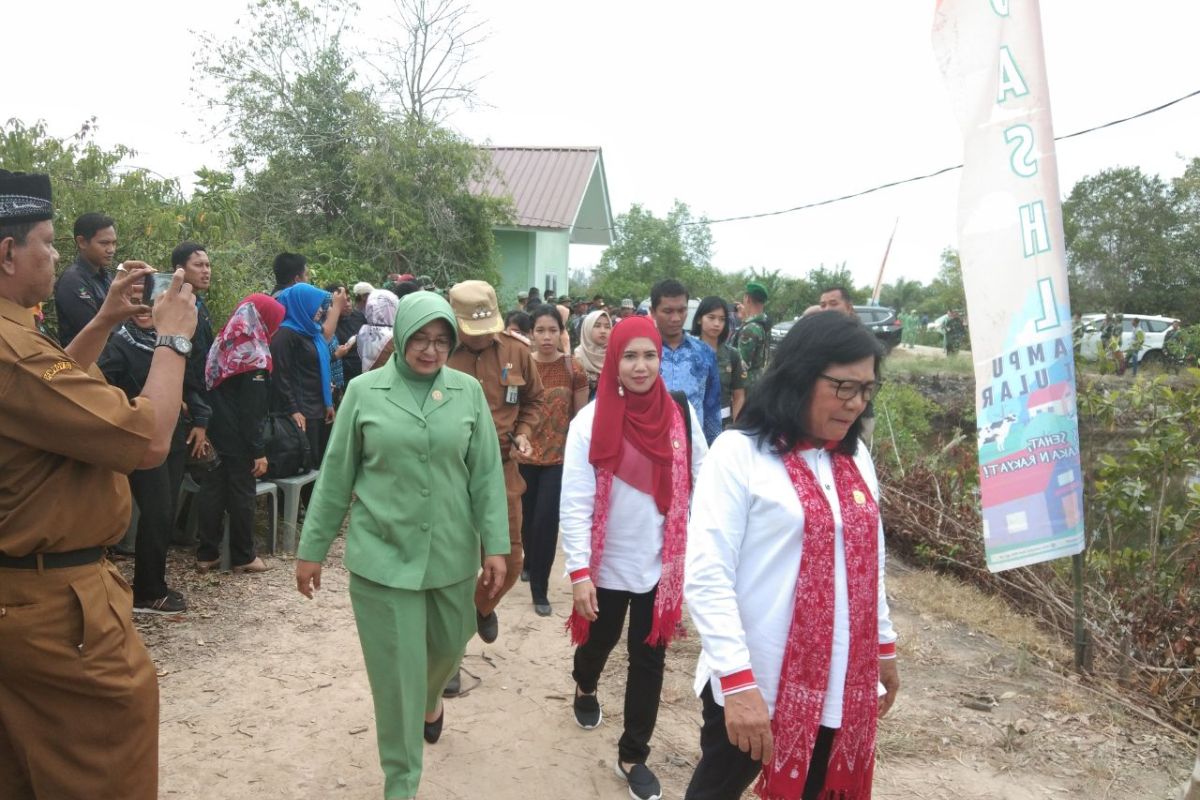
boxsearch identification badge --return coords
[505,385,519,404]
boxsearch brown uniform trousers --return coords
[0,562,158,800]
[448,332,545,616]
[0,297,158,799]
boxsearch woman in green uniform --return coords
[295,291,509,800]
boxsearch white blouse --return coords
[684,430,897,728]
[560,400,708,594]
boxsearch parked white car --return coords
[1077,313,1179,363]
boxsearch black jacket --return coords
[270,327,327,419]
[336,308,367,382]
[97,331,192,451]
[53,255,112,346]
[207,370,270,459]
[184,298,215,429]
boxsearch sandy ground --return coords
[126,540,1189,800]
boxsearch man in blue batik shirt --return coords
[650,278,722,444]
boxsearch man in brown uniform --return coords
[0,170,198,800]
[447,281,544,645]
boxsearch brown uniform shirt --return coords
[0,297,155,556]
[447,331,545,458]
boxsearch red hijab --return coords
[588,316,675,513]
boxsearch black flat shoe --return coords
[533,599,552,617]
[423,708,444,744]
[442,669,462,698]
[476,610,499,643]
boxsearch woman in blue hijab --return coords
[270,283,334,462]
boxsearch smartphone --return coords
[143,272,174,304]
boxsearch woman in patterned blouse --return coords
[518,304,590,616]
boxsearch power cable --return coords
[24,87,1200,234]
[513,86,1200,232]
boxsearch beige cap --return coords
[448,280,504,335]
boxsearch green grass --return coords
[884,349,975,376]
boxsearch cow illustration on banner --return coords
[932,0,1085,572]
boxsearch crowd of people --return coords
[0,169,900,800]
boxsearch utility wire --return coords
[516,86,1200,232]
[29,87,1200,233]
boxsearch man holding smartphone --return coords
[0,169,197,799]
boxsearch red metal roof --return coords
[471,147,602,230]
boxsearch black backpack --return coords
[263,413,313,479]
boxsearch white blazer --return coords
[684,430,897,728]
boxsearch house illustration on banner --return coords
[980,442,1083,548]
[1026,382,1074,418]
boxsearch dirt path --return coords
[130,544,1187,799]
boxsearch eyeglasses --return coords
[408,335,453,353]
[819,374,882,402]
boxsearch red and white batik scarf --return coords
[757,446,881,800]
[566,400,691,648]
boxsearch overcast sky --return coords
[7,1,1199,288]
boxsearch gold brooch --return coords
[853,489,866,505]
[432,390,443,401]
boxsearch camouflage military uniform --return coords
[733,313,770,395]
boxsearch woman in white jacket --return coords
[560,315,707,800]
[683,311,899,800]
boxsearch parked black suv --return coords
[854,305,902,352]
[770,305,903,353]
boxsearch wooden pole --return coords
[871,217,899,305]
[1072,552,1088,671]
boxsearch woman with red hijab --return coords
[559,316,708,800]
[195,293,286,574]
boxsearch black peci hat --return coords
[0,170,53,225]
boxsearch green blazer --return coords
[297,363,510,590]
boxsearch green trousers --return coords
[350,573,476,799]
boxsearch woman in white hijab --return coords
[357,289,401,371]
[572,309,612,400]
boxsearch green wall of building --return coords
[493,228,571,307]
[534,230,569,300]
[494,229,533,309]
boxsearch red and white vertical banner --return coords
[932,0,1085,572]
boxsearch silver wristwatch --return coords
[155,334,193,357]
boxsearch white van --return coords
[1078,313,1179,364]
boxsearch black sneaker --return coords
[573,689,602,730]
[476,610,499,643]
[614,761,662,800]
[133,592,187,615]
